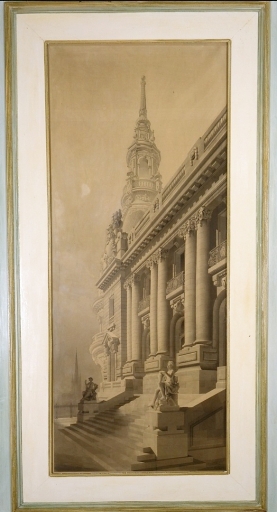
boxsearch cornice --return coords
[96,108,227,291]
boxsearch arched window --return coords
[138,156,149,178]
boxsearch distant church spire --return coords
[74,350,79,379]
[139,76,147,118]
[72,350,81,401]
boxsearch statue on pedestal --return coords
[80,377,98,402]
[150,361,179,410]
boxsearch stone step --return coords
[74,419,139,442]
[142,446,153,453]
[70,424,142,455]
[131,455,205,472]
[99,410,142,422]
[137,453,156,462]
[91,408,140,421]
[131,460,157,471]
[127,423,145,435]
[63,427,137,470]
[73,421,142,447]
[74,428,139,469]
[81,414,145,440]
[86,416,126,429]
[87,414,133,428]
[61,429,125,472]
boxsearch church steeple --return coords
[72,350,81,401]
[139,76,147,118]
[121,77,162,233]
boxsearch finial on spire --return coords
[139,76,147,118]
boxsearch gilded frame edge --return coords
[4,1,270,511]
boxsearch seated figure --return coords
[81,377,98,402]
[150,360,179,410]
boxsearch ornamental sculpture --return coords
[102,331,120,356]
[80,377,98,402]
[101,210,126,271]
[150,361,179,410]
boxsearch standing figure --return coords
[150,361,179,409]
[81,377,98,402]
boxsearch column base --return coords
[177,344,217,370]
[122,360,144,379]
[144,353,171,373]
[176,366,217,394]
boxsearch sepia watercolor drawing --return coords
[48,41,228,474]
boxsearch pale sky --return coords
[48,42,227,400]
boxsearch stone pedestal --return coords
[144,353,171,374]
[143,408,188,460]
[177,366,217,394]
[122,360,144,379]
[177,344,217,370]
[77,400,99,423]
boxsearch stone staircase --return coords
[57,390,226,472]
[59,399,146,471]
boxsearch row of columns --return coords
[124,205,212,363]
[124,248,169,363]
[179,205,212,346]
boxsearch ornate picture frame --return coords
[3,1,271,511]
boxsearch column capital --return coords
[124,273,140,289]
[130,273,140,286]
[123,276,132,290]
[195,206,212,228]
[146,255,157,269]
[178,217,196,239]
[155,247,168,263]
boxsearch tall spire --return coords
[139,76,147,118]
[121,77,162,234]
[72,350,81,400]
[74,350,78,378]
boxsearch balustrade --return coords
[166,271,184,295]
[208,240,227,267]
[138,294,150,313]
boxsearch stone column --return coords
[124,279,132,361]
[146,256,158,355]
[179,218,196,346]
[131,274,142,361]
[195,206,212,343]
[156,248,169,354]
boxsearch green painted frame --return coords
[3,1,272,511]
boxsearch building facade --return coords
[90,77,227,402]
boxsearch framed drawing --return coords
[4,0,270,510]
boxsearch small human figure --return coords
[81,377,98,402]
[150,361,179,409]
